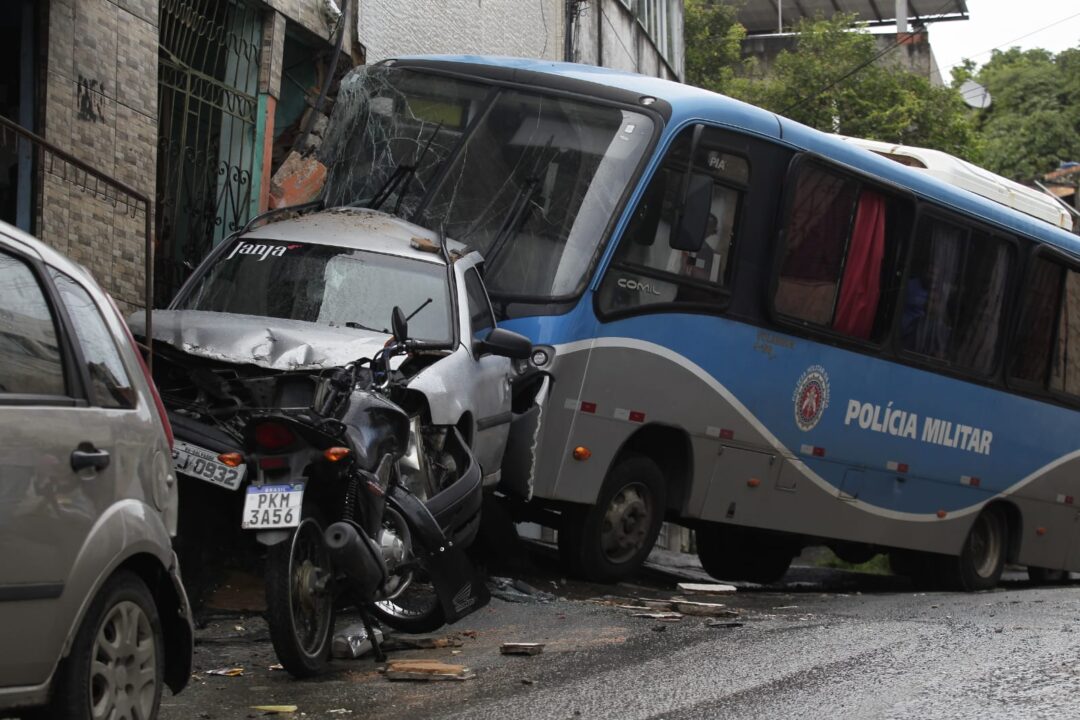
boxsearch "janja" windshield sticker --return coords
[225,241,302,262]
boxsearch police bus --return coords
[318,55,1080,590]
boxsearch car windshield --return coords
[180,240,453,343]
[319,65,655,301]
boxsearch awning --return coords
[738,0,969,35]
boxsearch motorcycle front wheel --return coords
[266,517,336,677]
[370,542,445,634]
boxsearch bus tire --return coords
[558,454,666,583]
[1028,566,1069,584]
[696,524,793,585]
[949,507,1007,591]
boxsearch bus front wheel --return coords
[558,454,666,583]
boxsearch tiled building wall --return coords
[41,0,158,312]
[357,0,563,64]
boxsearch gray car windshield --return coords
[180,240,453,343]
[319,65,654,300]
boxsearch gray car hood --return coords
[132,310,391,371]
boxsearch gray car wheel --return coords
[50,570,164,720]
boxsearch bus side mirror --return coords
[671,172,713,253]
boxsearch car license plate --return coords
[242,483,304,529]
[173,440,245,490]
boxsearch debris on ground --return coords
[631,611,683,621]
[677,582,737,594]
[383,659,475,681]
[268,663,284,671]
[381,634,464,651]
[332,624,385,659]
[327,711,354,716]
[250,705,298,714]
[488,576,556,604]
[673,600,740,618]
[522,678,536,685]
[500,642,545,656]
[707,621,745,629]
[205,667,244,677]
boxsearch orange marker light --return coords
[323,447,351,462]
[936,510,947,519]
[747,477,761,488]
[217,452,243,467]
[1036,527,1047,537]
[572,446,592,461]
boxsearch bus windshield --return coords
[319,65,655,301]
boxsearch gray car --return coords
[0,222,192,719]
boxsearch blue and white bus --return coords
[317,55,1080,590]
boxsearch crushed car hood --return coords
[131,310,391,371]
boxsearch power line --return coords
[939,9,1080,74]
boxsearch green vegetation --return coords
[817,550,893,575]
[683,1,1080,182]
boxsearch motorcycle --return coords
[238,307,489,676]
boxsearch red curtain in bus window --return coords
[833,190,886,339]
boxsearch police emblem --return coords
[793,365,830,431]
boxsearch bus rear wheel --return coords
[558,454,666,583]
[947,507,1007,591]
[696,524,794,585]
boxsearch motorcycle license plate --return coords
[173,440,245,490]
[242,483,304,530]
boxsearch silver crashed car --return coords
[0,222,192,718]
[129,207,536,615]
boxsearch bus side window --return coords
[1009,253,1080,398]
[899,217,1014,375]
[1010,254,1064,387]
[598,126,747,314]
[1050,269,1080,395]
[773,160,910,343]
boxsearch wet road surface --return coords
[152,553,1080,720]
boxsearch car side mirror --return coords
[391,306,408,342]
[670,172,713,252]
[475,327,532,360]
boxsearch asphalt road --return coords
[152,554,1080,720]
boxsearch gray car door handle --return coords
[71,443,110,473]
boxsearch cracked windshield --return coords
[180,240,452,342]
[319,65,654,301]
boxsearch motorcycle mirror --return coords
[391,306,408,343]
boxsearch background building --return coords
[736,0,967,85]
[5,0,684,314]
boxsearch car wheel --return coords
[50,570,165,720]
[558,454,666,583]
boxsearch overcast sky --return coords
[923,0,1080,74]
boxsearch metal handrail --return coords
[0,113,154,365]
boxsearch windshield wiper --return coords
[365,122,444,214]
[344,320,386,333]
[481,135,557,269]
